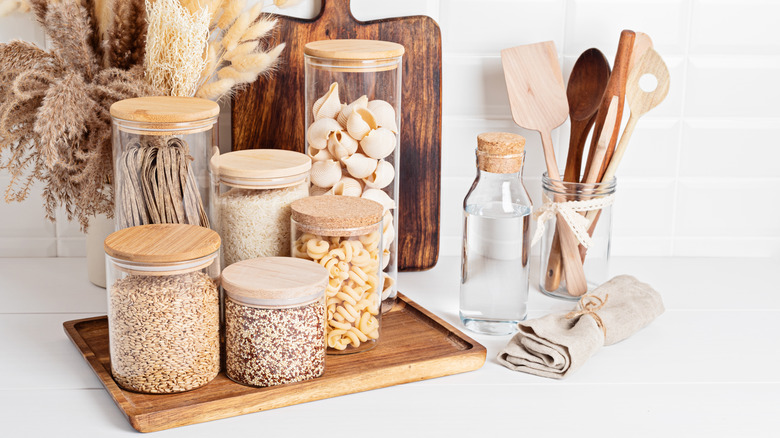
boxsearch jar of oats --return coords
[222,257,328,387]
[291,196,384,354]
[104,224,221,394]
[210,149,311,267]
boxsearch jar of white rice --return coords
[210,149,310,267]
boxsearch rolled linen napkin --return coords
[497,275,664,379]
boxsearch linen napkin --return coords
[497,275,664,379]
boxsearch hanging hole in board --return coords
[639,73,658,93]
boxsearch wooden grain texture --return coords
[103,224,221,263]
[110,96,219,122]
[582,30,635,182]
[215,149,311,179]
[231,0,441,271]
[221,257,328,304]
[63,293,486,433]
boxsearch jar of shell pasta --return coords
[222,257,328,387]
[291,196,384,354]
[304,39,404,314]
[104,224,221,394]
[210,149,311,267]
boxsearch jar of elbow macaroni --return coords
[291,196,384,354]
[221,257,328,387]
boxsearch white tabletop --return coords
[1,256,778,436]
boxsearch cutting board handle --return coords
[321,0,354,21]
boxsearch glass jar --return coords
[104,224,221,394]
[304,39,404,313]
[110,96,219,230]
[539,174,616,300]
[460,132,531,335]
[222,257,328,387]
[210,149,311,267]
[291,196,384,354]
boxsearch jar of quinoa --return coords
[222,257,328,387]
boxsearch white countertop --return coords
[1,256,778,436]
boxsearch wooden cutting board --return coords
[63,293,485,432]
[231,0,442,271]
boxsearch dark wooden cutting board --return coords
[231,0,441,271]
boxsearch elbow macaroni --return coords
[294,233,381,351]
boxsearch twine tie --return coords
[565,294,609,338]
[531,193,615,248]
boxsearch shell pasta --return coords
[293,234,381,352]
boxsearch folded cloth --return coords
[497,275,664,379]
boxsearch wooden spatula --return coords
[501,41,588,296]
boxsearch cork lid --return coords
[476,132,526,174]
[222,257,328,307]
[104,224,221,264]
[110,96,219,123]
[291,195,383,236]
[213,149,311,188]
[304,39,405,60]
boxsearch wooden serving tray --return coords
[64,293,485,433]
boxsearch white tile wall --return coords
[0,0,777,258]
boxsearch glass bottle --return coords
[460,132,531,335]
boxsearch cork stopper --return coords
[476,132,526,173]
[222,257,328,308]
[291,196,383,236]
[104,224,221,263]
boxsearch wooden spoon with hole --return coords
[544,48,611,291]
[582,48,670,238]
[501,41,588,296]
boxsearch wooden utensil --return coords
[543,48,610,292]
[500,41,588,296]
[601,48,670,187]
[581,30,635,183]
[580,48,670,258]
[231,0,442,271]
[629,32,653,74]
[563,48,611,183]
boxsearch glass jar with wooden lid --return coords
[110,96,219,231]
[210,149,311,267]
[104,224,221,394]
[291,196,384,354]
[304,39,404,314]
[222,257,328,387]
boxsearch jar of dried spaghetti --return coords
[104,224,221,394]
[222,257,328,387]
[110,96,219,231]
[210,149,310,267]
[291,196,384,354]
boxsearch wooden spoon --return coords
[581,48,670,257]
[582,30,635,182]
[501,41,588,296]
[563,48,611,183]
[544,48,611,292]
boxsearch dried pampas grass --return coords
[0,0,158,230]
[191,0,290,101]
[144,0,210,97]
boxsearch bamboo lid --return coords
[110,96,220,123]
[476,132,526,173]
[304,39,405,60]
[214,149,311,185]
[104,224,221,263]
[291,196,383,235]
[222,257,328,307]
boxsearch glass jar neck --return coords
[475,149,525,175]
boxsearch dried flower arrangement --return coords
[0,0,157,230]
[0,0,294,230]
